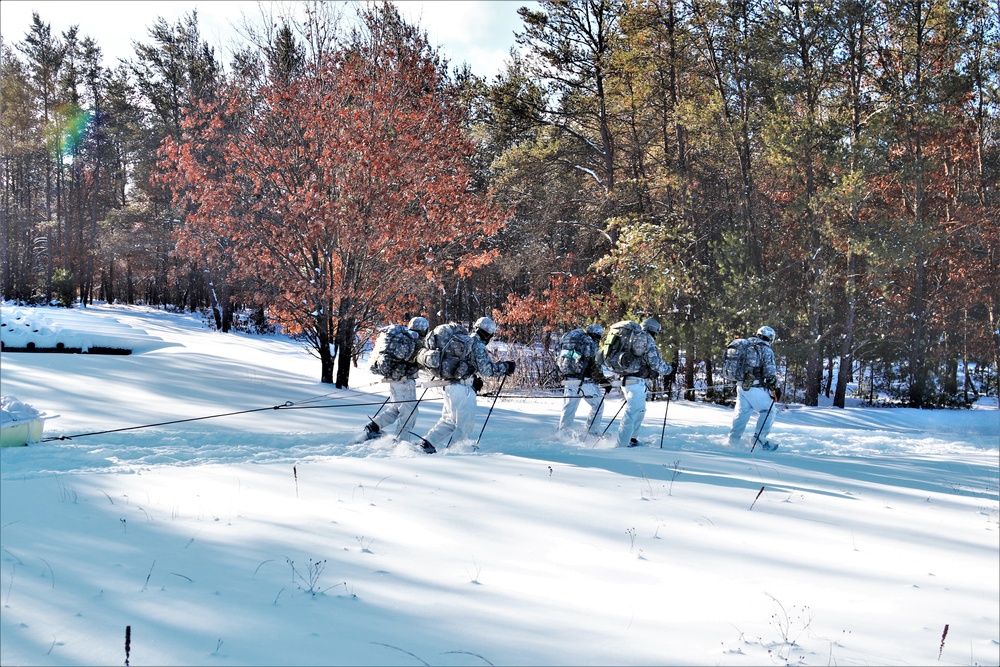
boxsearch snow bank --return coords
[0,304,997,666]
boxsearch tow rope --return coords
[41,394,441,442]
[39,383,680,443]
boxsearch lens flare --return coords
[45,104,95,158]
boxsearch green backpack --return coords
[600,321,644,375]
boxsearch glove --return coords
[601,382,613,394]
[773,387,782,401]
[503,360,516,376]
[472,376,484,393]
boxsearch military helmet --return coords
[756,325,776,344]
[585,323,604,339]
[474,316,497,335]
[408,317,429,335]
[640,317,661,335]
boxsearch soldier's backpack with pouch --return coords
[417,322,477,381]
[369,324,418,381]
[600,320,647,376]
[556,329,597,378]
[721,337,764,386]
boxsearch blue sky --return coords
[0,1,529,79]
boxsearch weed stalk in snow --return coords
[40,558,54,589]
[4,564,15,606]
[442,650,495,665]
[125,625,131,666]
[252,559,275,579]
[637,465,654,500]
[938,623,949,659]
[468,558,482,584]
[142,561,155,592]
[667,460,682,496]
[371,642,430,666]
[764,593,812,659]
[750,486,765,510]
[286,557,335,595]
[58,483,78,503]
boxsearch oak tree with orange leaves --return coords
[158,6,504,385]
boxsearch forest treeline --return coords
[1,0,997,406]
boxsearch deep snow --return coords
[1,303,997,666]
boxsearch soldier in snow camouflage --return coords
[416,316,514,453]
[361,317,429,444]
[598,318,674,448]
[557,324,609,435]
[726,325,781,451]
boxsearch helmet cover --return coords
[474,316,497,335]
[640,318,661,335]
[756,325,776,343]
[408,317,429,335]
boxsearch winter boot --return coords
[364,422,381,441]
[628,438,640,448]
[415,436,437,454]
[760,440,779,451]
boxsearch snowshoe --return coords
[415,437,437,454]
[759,440,779,451]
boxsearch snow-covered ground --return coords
[1,303,997,666]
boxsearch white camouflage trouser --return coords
[727,386,776,446]
[423,379,477,448]
[558,379,605,434]
[372,378,420,442]
[616,377,648,448]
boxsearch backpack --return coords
[556,329,597,379]
[369,324,418,381]
[721,337,764,384]
[600,320,647,375]
[416,322,477,380]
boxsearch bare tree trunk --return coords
[804,303,823,406]
[834,253,856,408]
[334,315,356,388]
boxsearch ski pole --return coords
[601,396,627,437]
[585,385,610,434]
[395,386,429,438]
[660,372,674,449]
[476,373,508,445]
[749,395,777,453]
[367,394,393,428]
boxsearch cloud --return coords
[398,0,529,76]
[0,0,529,78]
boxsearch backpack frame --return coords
[369,324,417,381]
[417,323,477,380]
[601,321,646,376]
[721,337,764,385]
[556,329,596,379]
